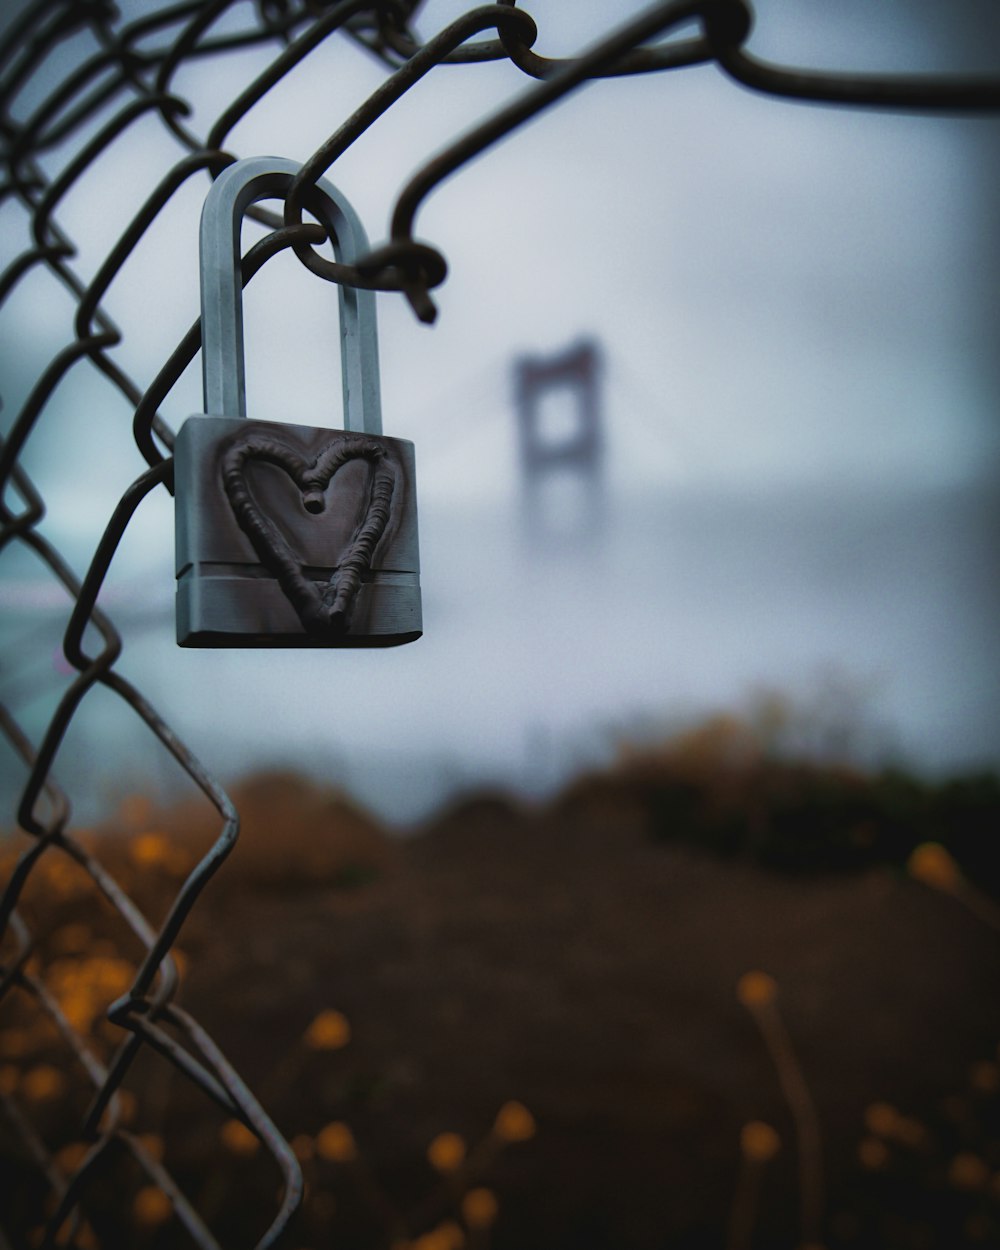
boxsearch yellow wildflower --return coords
[94,957,133,996]
[949,1152,989,1191]
[304,1009,351,1051]
[129,832,173,868]
[60,988,98,1033]
[427,1132,466,1173]
[435,1221,464,1249]
[907,843,960,892]
[461,1188,498,1230]
[493,1101,536,1143]
[132,1186,172,1226]
[863,1102,898,1137]
[740,1120,780,1162]
[23,1065,66,1102]
[220,1119,260,1157]
[315,1121,357,1163]
[40,856,84,897]
[74,1220,100,1250]
[415,1224,464,1250]
[736,970,777,1008]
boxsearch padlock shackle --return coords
[200,156,381,436]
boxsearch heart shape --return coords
[220,428,398,635]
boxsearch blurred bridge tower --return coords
[514,337,604,547]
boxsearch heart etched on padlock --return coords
[220,427,399,636]
[174,158,420,648]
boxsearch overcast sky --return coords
[2,1,998,821]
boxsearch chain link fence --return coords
[1,1,998,1246]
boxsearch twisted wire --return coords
[1,1,998,1246]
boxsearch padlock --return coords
[174,157,421,648]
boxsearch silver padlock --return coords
[175,157,421,648]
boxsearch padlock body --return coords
[175,416,421,647]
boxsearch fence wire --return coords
[0,1,998,1246]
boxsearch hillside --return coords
[3,742,1000,1249]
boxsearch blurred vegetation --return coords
[2,714,1000,1249]
[599,713,1000,889]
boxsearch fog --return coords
[1,0,998,824]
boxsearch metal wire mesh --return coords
[1,1,998,1245]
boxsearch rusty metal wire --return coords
[1,0,998,1245]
